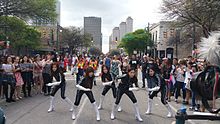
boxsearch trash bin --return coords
[175,107,187,124]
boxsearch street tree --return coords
[62,27,92,53]
[0,0,57,22]
[161,0,220,37]
[0,16,41,54]
[119,29,152,55]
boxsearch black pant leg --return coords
[101,85,111,96]
[50,85,60,97]
[9,82,15,99]
[111,85,117,98]
[115,88,124,105]
[149,90,160,99]
[3,81,8,100]
[42,73,52,94]
[60,83,66,99]
[27,72,32,96]
[160,85,167,105]
[85,91,95,103]
[125,90,137,103]
[74,90,84,106]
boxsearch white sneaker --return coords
[96,115,100,121]
[69,106,73,112]
[48,107,54,113]
[117,106,122,112]
[110,112,115,120]
[135,115,143,122]
[167,112,172,118]
[72,112,76,120]
[98,105,102,110]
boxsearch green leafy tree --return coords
[0,16,41,54]
[62,27,92,53]
[119,29,152,55]
[161,0,220,37]
[0,0,57,21]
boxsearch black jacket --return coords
[118,74,138,90]
[52,72,65,85]
[80,76,94,89]
[101,73,115,86]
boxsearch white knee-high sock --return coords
[133,103,143,122]
[48,96,55,113]
[111,104,118,120]
[98,95,104,110]
[64,97,74,112]
[145,98,153,114]
[92,102,100,121]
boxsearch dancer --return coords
[110,68,143,122]
[98,65,121,111]
[47,62,74,112]
[72,67,100,121]
[145,66,173,118]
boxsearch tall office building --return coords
[109,27,120,49]
[109,17,133,50]
[84,17,102,51]
[126,17,133,33]
[119,22,127,41]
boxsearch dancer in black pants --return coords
[110,68,143,122]
[47,63,74,113]
[145,66,173,118]
[2,56,16,103]
[98,65,121,110]
[72,67,100,121]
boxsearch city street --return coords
[0,70,219,124]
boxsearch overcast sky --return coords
[60,0,163,53]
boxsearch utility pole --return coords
[56,22,59,52]
[192,0,196,57]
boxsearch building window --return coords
[163,31,167,38]
[170,28,174,36]
[152,33,154,42]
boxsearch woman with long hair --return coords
[145,66,173,118]
[110,68,143,122]
[13,56,24,100]
[42,53,53,96]
[98,65,121,110]
[47,62,74,113]
[21,56,33,97]
[33,54,43,94]
[72,67,100,121]
[2,56,16,102]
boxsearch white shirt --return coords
[184,69,193,84]
[176,67,185,82]
[72,56,78,65]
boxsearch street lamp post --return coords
[56,23,59,52]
